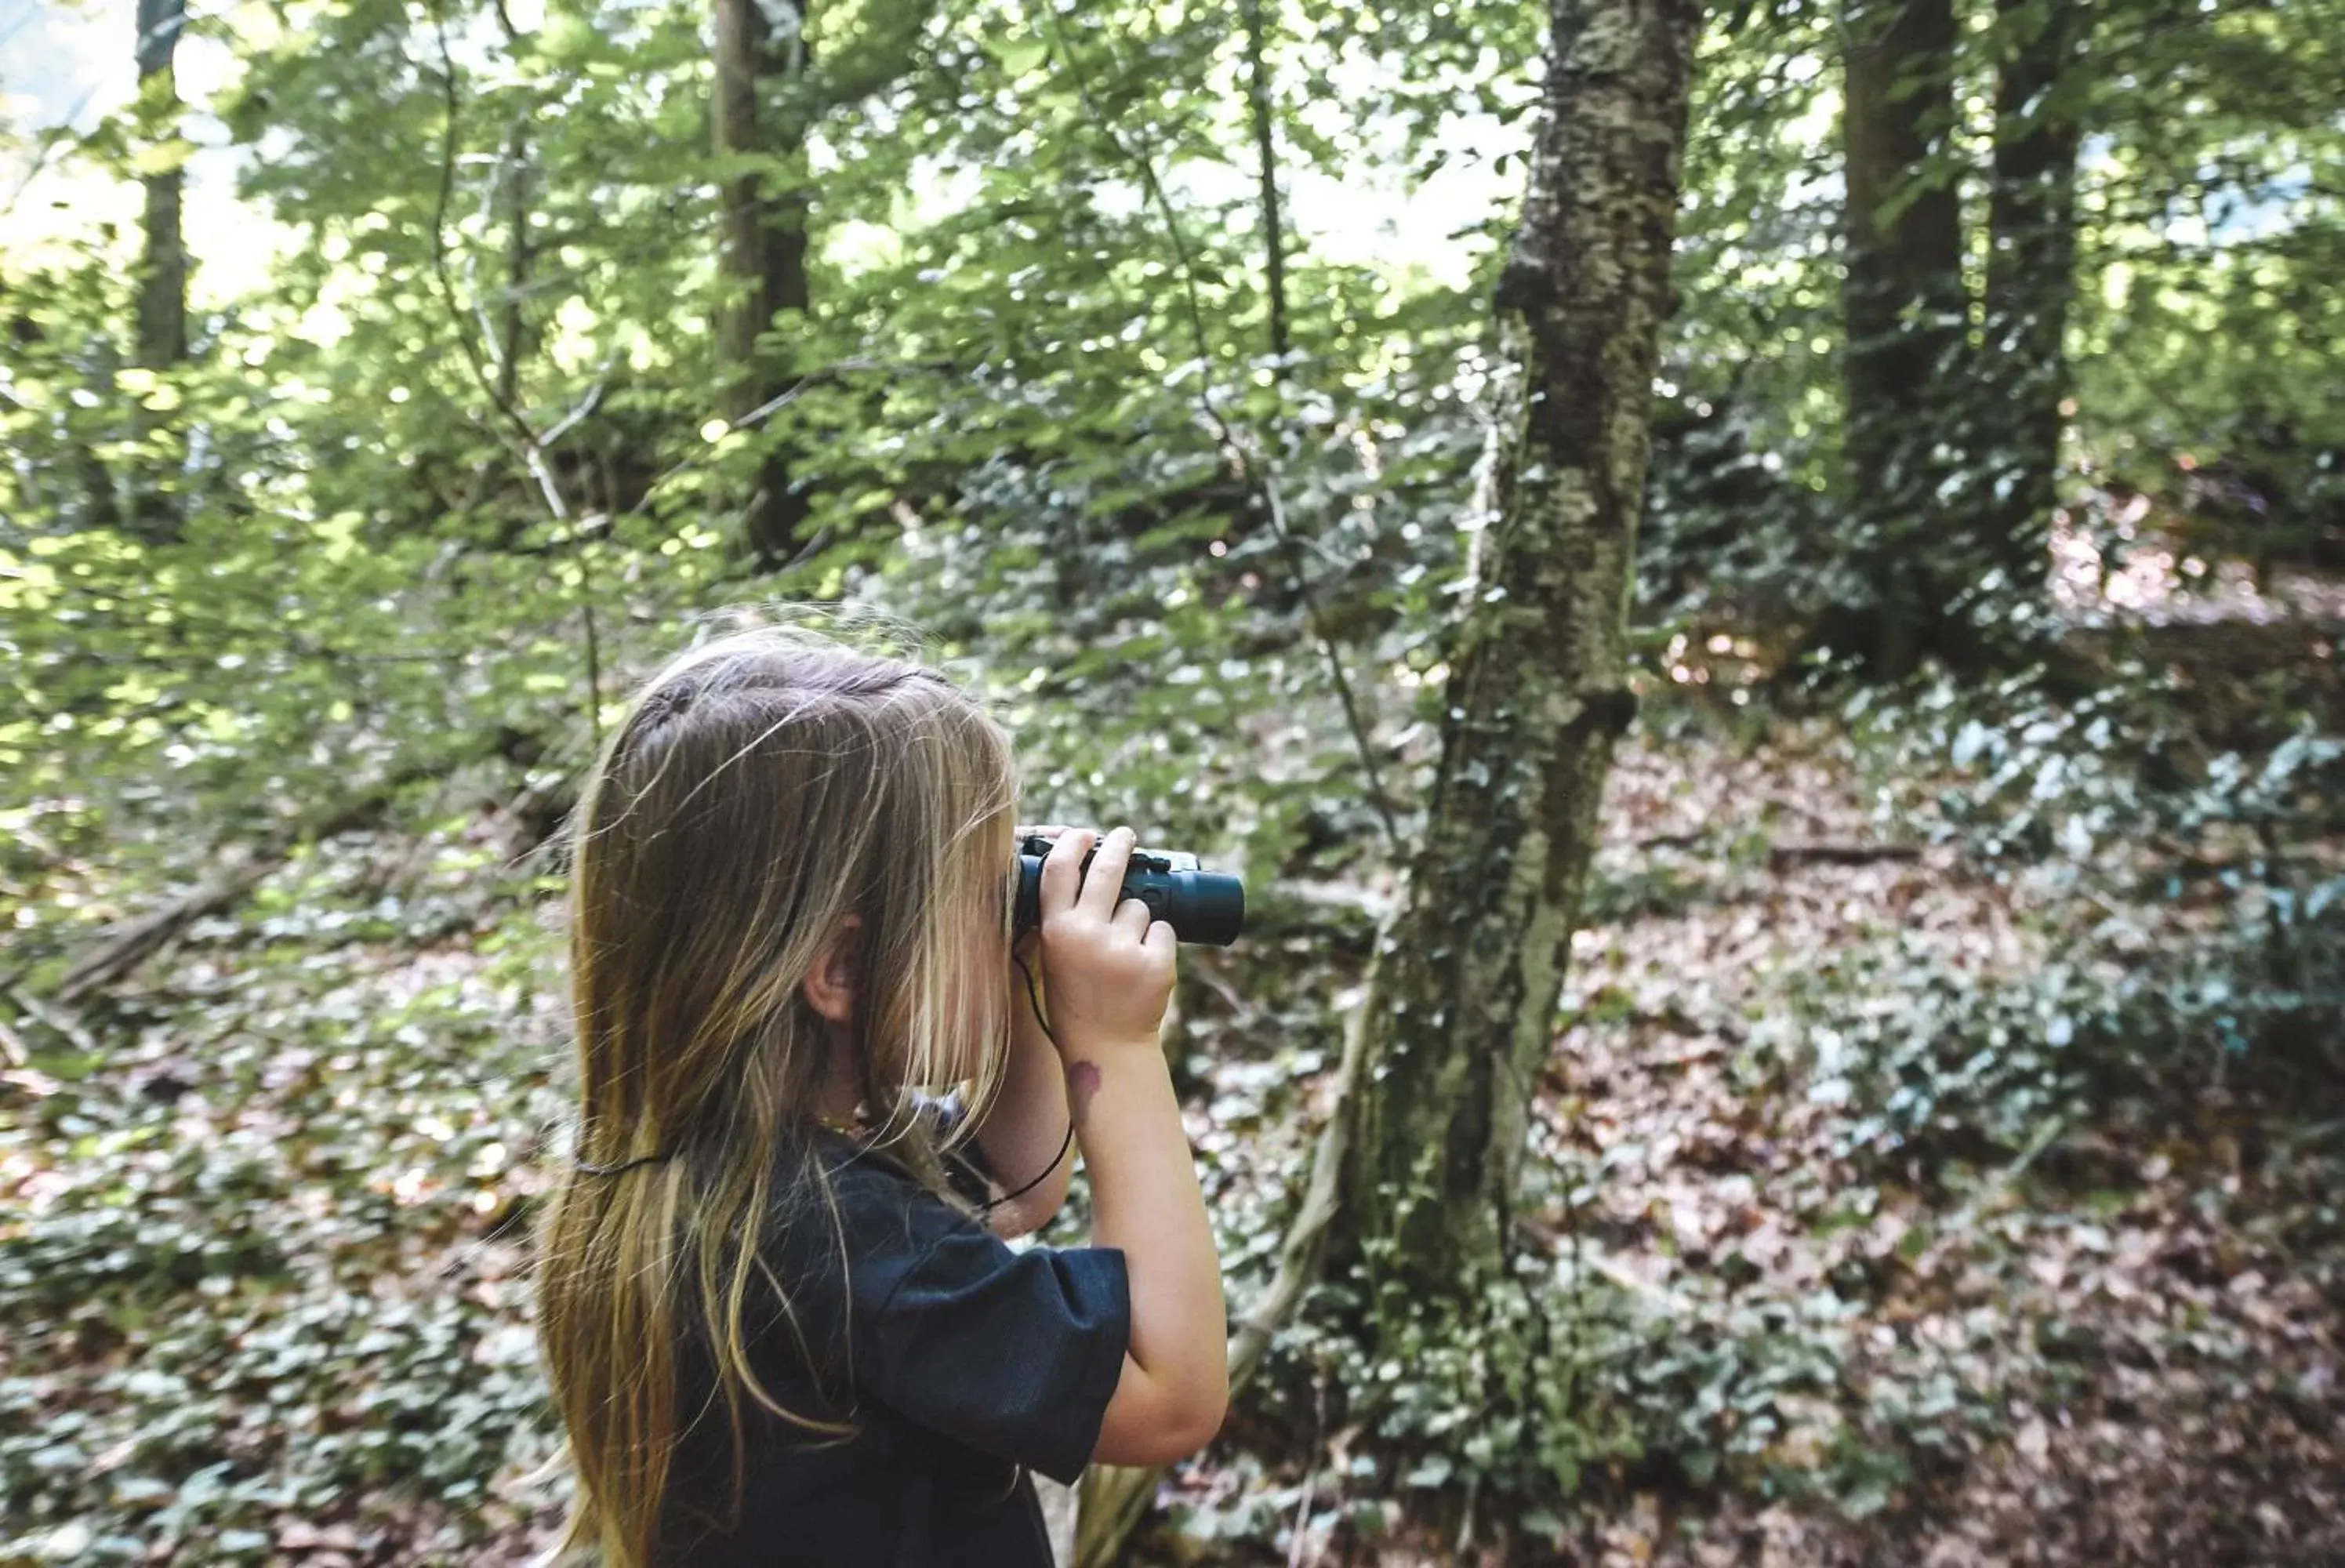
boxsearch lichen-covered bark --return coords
[1333,0,1704,1293]
[1067,8,1704,1555]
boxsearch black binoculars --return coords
[1011,834,1245,947]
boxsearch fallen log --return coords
[1767,840,1924,869]
[54,847,280,1003]
[53,737,570,1004]
[1635,830,1925,869]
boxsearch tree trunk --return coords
[1837,0,1966,676]
[478,117,546,538]
[712,0,812,568]
[1978,0,2091,593]
[1242,0,1290,363]
[1067,9,1704,1556]
[493,120,536,415]
[1330,0,1704,1298]
[131,0,189,545]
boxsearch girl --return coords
[533,623,1229,1568]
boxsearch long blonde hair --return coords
[533,621,1021,1567]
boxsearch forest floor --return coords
[1119,717,2342,1564]
[2,614,2340,1567]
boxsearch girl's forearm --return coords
[1072,1038,1228,1446]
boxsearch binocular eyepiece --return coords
[1012,834,1245,947]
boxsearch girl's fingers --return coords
[1040,827,1095,916]
[1076,826,1135,919]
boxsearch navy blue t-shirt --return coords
[655,1127,1130,1567]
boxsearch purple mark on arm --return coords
[1065,1059,1103,1115]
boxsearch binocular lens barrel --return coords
[1012,836,1245,947]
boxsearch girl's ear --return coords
[801,913,864,1025]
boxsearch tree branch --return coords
[1036,8,1404,855]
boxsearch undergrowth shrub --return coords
[1847,659,2345,1121]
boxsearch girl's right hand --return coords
[1036,826,1177,1053]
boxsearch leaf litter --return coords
[2,708,2340,1566]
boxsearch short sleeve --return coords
[845,1188,1130,1486]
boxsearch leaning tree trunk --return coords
[712,0,813,568]
[1073,5,1707,1560]
[1977,0,2092,596]
[1330,0,1706,1309]
[131,0,190,545]
[1837,0,1966,676]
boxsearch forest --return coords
[2,0,2341,1563]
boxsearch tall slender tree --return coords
[132,0,189,373]
[131,0,190,543]
[1835,0,1965,674]
[712,0,813,567]
[1977,0,2093,593]
[1076,5,1708,1558]
[1242,0,1290,365]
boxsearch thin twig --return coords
[425,4,530,455]
[629,359,942,506]
[1286,1367,1328,1568]
[0,113,93,220]
[1036,8,1404,855]
[6,986,100,1058]
[424,1,611,742]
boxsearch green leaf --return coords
[990,36,1049,77]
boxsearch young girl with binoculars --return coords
[534,623,1229,1567]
